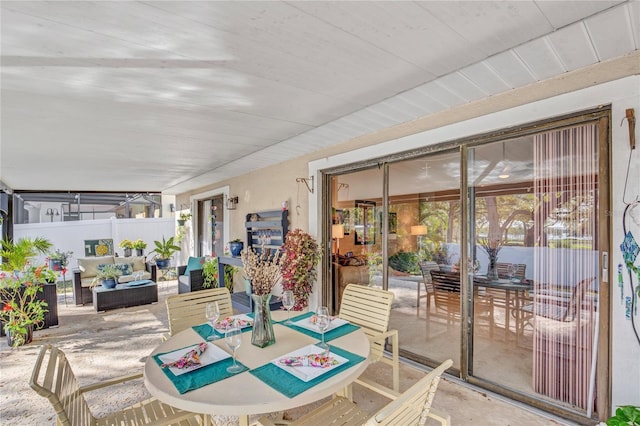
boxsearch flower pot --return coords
[123,248,132,257]
[155,258,170,269]
[101,278,117,289]
[251,293,276,348]
[229,241,244,257]
[177,219,186,226]
[6,323,33,347]
[135,249,144,256]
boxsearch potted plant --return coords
[177,212,192,226]
[48,248,73,272]
[119,239,134,257]
[0,237,55,347]
[605,405,640,425]
[91,264,122,289]
[132,239,147,256]
[150,236,181,269]
[202,257,237,291]
[280,229,322,311]
[0,237,53,272]
[229,238,244,257]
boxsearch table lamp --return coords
[332,224,345,257]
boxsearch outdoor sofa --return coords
[73,255,156,305]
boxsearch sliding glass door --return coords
[324,110,609,421]
[467,120,607,417]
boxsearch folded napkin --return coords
[214,315,253,332]
[278,348,338,368]
[307,314,337,324]
[282,312,360,342]
[161,342,207,370]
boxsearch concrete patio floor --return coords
[0,280,578,425]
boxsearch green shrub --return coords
[389,252,420,275]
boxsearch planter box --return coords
[0,283,58,337]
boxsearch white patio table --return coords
[144,310,370,426]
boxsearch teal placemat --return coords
[153,345,248,394]
[192,320,254,341]
[249,344,366,398]
[281,312,360,342]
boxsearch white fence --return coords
[12,217,177,270]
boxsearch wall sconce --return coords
[332,224,345,256]
[45,208,60,222]
[227,196,239,210]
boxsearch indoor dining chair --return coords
[418,261,440,317]
[338,284,399,396]
[165,287,234,339]
[255,359,453,426]
[30,344,202,426]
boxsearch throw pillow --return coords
[113,263,133,276]
[184,256,205,275]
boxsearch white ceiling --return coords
[1,1,638,195]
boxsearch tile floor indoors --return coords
[0,280,580,425]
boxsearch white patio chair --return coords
[30,344,202,426]
[255,359,453,426]
[166,287,234,339]
[339,284,399,396]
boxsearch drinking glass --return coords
[225,321,244,373]
[205,302,220,341]
[282,291,295,325]
[316,306,330,349]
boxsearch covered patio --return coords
[1,279,570,425]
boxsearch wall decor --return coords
[354,200,376,245]
[380,211,397,234]
[84,239,114,257]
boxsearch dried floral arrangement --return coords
[241,246,284,296]
[477,236,503,256]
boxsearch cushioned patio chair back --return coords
[339,283,400,394]
[166,287,233,336]
[30,344,201,426]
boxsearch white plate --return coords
[292,315,349,333]
[213,313,254,332]
[158,342,230,376]
[272,344,349,382]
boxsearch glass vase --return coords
[251,293,276,348]
[486,252,499,280]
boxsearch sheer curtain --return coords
[532,123,599,411]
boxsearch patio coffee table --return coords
[92,280,158,312]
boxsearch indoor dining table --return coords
[473,276,532,343]
[144,309,370,426]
